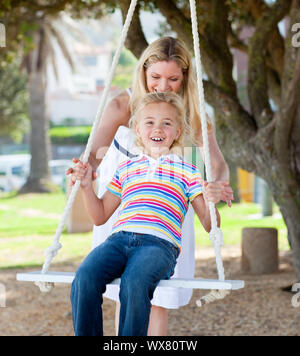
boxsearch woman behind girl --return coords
[71,92,222,336]
[67,37,233,335]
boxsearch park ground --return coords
[0,192,299,336]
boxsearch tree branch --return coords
[203,0,237,96]
[267,67,281,109]
[275,0,300,173]
[247,0,291,127]
[119,0,148,58]
[227,25,248,53]
[267,27,285,78]
[157,0,236,96]
[203,79,257,170]
[203,79,256,136]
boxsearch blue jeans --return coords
[70,231,179,336]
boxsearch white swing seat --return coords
[16,271,244,290]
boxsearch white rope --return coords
[35,0,138,293]
[189,0,229,306]
[36,0,229,305]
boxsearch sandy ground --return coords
[0,246,299,336]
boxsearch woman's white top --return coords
[92,88,195,309]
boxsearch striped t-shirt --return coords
[106,154,203,250]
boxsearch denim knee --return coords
[72,265,104,295]
[120,275,153,305]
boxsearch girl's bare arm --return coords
[81,187,121,226]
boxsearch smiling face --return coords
[135,102,182,159]
[145,60,184,93]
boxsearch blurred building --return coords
[47,16,121,126]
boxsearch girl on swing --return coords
[67,37,233,336]
[71,91,222,336]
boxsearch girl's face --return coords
[145,61,184,93]
[135,102,182,159]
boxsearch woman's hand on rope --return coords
[203,181,223,205]
[66,158,97,186]
[217,180,234,207]
[203,180,233,207]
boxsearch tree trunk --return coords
[275,196,300,283]
[225,157,240,203]
[261,161,300,282]
[261,179,273,217]
[20,70,54,193]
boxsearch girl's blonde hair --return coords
[129,36,212,144]
[129,92,194,155]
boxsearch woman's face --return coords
[145,60,184,93]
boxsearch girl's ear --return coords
[135,122,140,137]
[175,126,182,141]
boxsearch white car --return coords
[0,154,30,192]
[0,154,72,192]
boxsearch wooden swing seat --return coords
[16,271,244,290]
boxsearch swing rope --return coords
[34,0,139,293]
[189,0,229,306]
[35,0,230,306]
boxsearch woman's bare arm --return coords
[197,128,233,204]
[198,128,229,181]
[89,91,131,170]
[66,90,131,183]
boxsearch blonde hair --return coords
[129,36,212,143]
[130,92,194,155]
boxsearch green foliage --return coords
[49,125,92,144]
[0,60,29,142]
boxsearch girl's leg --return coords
[115,302,121,336]
[148,306,168,336]
[71,237,126,336]
[118,236,177,336]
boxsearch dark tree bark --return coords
[119,0,300,282]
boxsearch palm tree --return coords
[20,16,75,193]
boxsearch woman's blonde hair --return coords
[129,92,194,155]
[129,36,212,144]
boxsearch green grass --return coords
[0,192,289,269]
[0,191,92,268]
[195,202,288,251]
